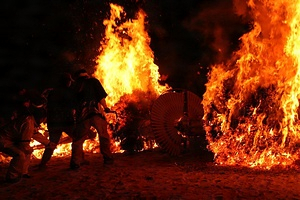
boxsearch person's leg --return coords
[91,115,114,164]
[22,153,32,177]
[64,125,89,165]
[70,120,90,169]
[100,137,114,164]
[17,115,35,177]
[39,127,62,168]
[2,146,26,183]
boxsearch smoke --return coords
[140,0,252,96]
[1,0,250,99]
[232,0,252,19]
[183,0,251,65]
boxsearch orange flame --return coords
[25,3,169,160]
[94,3,169,106]
[203,0,300,169]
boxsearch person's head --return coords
[74,69,89,80]
[59,72,74,87]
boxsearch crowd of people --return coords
[0,69,114,184]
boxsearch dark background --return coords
[0,0,250,98]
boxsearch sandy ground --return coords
[1,148,300,200]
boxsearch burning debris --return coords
[112,92,154,154]
[92,3,170,153]
[203,0,300,169]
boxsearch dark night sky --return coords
[0,0,249,99]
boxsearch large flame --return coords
[24,3,169,161]
[203,0,300,169]
[94,3,168,106]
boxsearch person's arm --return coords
[93,78,110,112]
[32,131,50,146]
[99,98,111,113]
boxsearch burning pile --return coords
[93,3,169,153]
[203,0,300,169]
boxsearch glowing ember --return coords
[203,0,300,169]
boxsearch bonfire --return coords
[202,0,300,169]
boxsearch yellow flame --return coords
[1,4,168,163]
[94,3,169,106]
[203,0,300,169]
[16,3,167,161]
